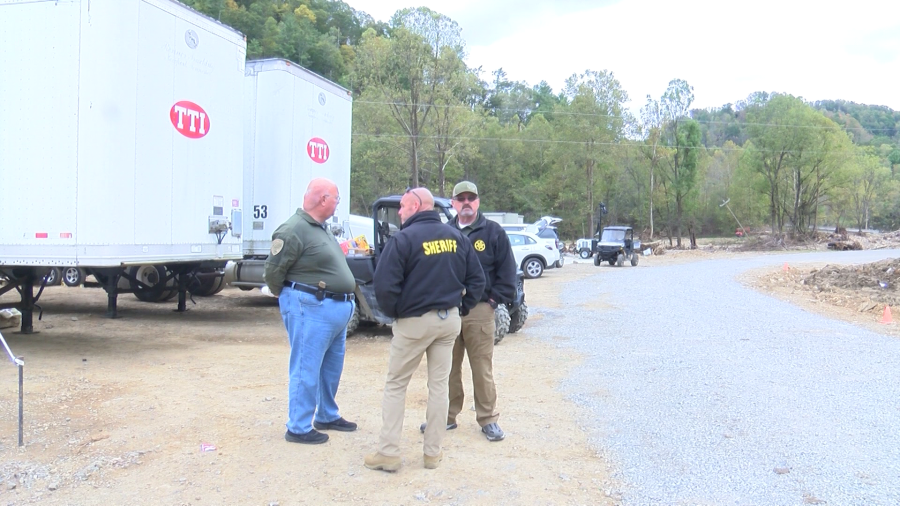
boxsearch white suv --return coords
[527,217,564,268]
[506,230,560,279]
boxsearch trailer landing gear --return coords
[0,268,49,334]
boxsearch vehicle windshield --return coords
[600,229,626,242]
[377,203,455,232]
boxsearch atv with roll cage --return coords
[592,225,641,267]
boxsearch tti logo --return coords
[170,101,210,139]
[307,137,329,164]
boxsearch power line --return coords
[353,99,900,133]
[351,132,875,156]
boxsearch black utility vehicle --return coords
[592,226,641,267]
[344,196,528,344]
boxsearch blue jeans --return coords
[279,288,354,435]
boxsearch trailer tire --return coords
[189,270,227,296]
[62,267,84,287]
[131,265,173,303]
[41,268,61,286]
[579,249,592,259]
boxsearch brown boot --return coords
[424,451,443,470]
[365,452,401,472]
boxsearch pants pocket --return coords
[345,300,356,327]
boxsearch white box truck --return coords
[0,0,247,331]
[483,212,525,225]
[224,59,352,289]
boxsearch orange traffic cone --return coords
[782,262,789,272]
[881,305,893,324]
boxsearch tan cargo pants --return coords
[377,309,461,458]
[447,301,499,427]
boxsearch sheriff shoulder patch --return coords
[271,238,285,255]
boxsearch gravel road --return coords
[540,250,900,506]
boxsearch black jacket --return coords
[374,211,486,319]
[450,212,517,304]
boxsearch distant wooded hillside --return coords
[185,0,900,241]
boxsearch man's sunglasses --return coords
[405,187,423,206]
[454,194,478,203]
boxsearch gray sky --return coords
[348,0,900,112]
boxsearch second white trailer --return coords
[225,59,352,289]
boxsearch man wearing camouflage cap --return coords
[420,181,517,441]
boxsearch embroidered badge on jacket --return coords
[271,239,285,255]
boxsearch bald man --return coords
[364,188,485,472]
[264,178,357,445]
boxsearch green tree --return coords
[743,94,809,238]
[639,95,666,238]
[353,8,468,187]
[349,88,410,213]
[552,70,630,237]
[427,68,481,196]
[656,79,698,246]
[847,148,891,231]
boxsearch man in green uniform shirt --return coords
[264,178,357,445]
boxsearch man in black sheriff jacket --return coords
[422,180,517,442]
[365,187,485,472]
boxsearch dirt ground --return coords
[742,257,900,339]
[3,232,900,506]
[0,264,619,506]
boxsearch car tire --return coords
[494,304,511,345]
[579,249,591,259]
[522,257,544,279]
[62,267,84,287]
[616,253,625,266]
[630,253,639,266]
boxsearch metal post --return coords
[18,358,23,447]
[1,330,25,446]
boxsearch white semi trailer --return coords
[224,59,352,289]
[0,0,247,332]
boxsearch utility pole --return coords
[719,198,746,237]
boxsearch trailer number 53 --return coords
[253,205,268,219]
